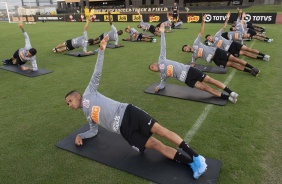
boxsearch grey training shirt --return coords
[157,32,190,89]
[192,35,216,63]
[71,31,88,52]
[79,49,128,139]
[212,29,233,51]
[18,32,38,71]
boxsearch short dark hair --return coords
[205,34,211,39]
[148,63,152,69]
[88,39,94,45]
[230,27,234,31]
[118,30,123,35]
[29,48,37,56]
[125,27,129,31]
[65,90,80,99]
[182,45,188,52]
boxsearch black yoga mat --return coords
[0,65,53,77]
[187,63,227,74]
[144,82,227,106]
[65,52,96,57]
[57,124,222,184]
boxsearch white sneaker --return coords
[267,39,272,43]
[228,96,237,104]
[154,38,157,42]
[263,55,270,61]
[230,92,238,99]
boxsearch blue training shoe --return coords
[192,155,207,179]
[189,162,200,179]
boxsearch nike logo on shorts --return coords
[148,119,152,125]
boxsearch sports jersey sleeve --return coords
[23,32,32,50]
[78,120,98,139]
[30,56,38,71]
[88,49,104,93]
[158,75,167,90]
[157,32,167,90]
[159,32,166,63]
[112,25,118,45]
[215,29,223,37]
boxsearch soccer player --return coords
[136,9,159,36]
[149,24,238,104]
[155,11,173,32]
[172,18,184,29]
[65,35,207,180]
[124,27,156,42]
[230,12,272,43]
[205,12,270,61]
[2,21,38,71]
[182,15,260,77]
[88,11,123,48]
[171,2,179,22]
[52,18,93,54]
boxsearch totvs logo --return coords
[187,16,200,23]
[149,16,160,22]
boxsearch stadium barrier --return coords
[26,13,277,24]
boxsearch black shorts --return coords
[172,14,178,19]
[156,22,161,28]
[120,104,157,153]
[247,24,255,30]
[136,33,143,41]
[247,29,257,37]
[99,33,104,41]
[13,49,25,65]
[65,39,75,51]
[185,67,206,88]
[213,48,230,68]
[148,25,156,34]
[228,41,243,57]
[221,32,228,40]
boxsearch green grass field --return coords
[0,6,282,184]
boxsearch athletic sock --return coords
[179,141,199,158]
[173,151,192,164]
[258,52,265,57]
[221,93,229,100]
[245,63,254,69]
[224,87,232,94]
[244,68,251,73]
[257,55,263,60]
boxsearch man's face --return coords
[26,51,33,57]
[149,63,159,72]
[65,94,81,110]
[207,35,213,42]
[183,46,192,52]
[125,29,130,33]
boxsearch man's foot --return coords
[251,68,260,77]
[189,162,200,179]
[230,92,239,99]
[263,55,270,62]
[53,48,58,53]
[2,59,12,65]
[192,155,207,179]
[228,96,237,104]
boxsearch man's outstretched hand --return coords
[18,21,23,29]
[100,34,109,50]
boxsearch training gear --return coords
[230,92,238,99]
[251,68,260,77]
[192,155,207,179]
[263,55,270,61]
[228,96,237,103]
